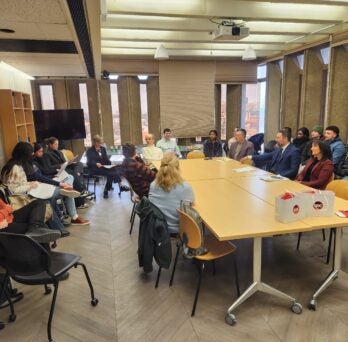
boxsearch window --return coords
[220,84,227,140]
[78,83,92,146]
[139,83,149,143]
[110,83,121,146]
[39,85,54,110]
[297,54,304,70]
[320,47,330,65]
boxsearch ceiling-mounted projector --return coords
[213,24,250,41]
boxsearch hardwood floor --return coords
[1,187,348,342]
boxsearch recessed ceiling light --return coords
[0,28,15,33]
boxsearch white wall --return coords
[0,63,33,167]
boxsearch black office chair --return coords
[0,232,98,342]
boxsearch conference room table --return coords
[153,158,348,324]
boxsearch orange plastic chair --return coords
[186,151,205,159]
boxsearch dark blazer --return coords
[203,139,223,158]
[252,144,301,180]
[228,140,255,161]
[42,149,66,175]
[86,146,111,171]
[136,197,172,273]
[296,158,333,190]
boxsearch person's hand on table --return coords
[0,219,8,230]
[96,163,102,168]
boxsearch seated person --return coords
[228,128,254,161]
[324,125,346,173]
[156,128,181,157]
[1,142,89,228]
[293,127,309,156]
[142,133,163,162]
[227,127,240,149]
[241,129,301,180]
[121,143,157,198]
[296,140,333,190]
[0,193,60,243]
[301,126,324,163]
[148,153,195,234]
[203,130,223,158]
[86,135,128,199]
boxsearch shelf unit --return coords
[0,89,36,160]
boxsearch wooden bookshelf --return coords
[0,89,36,160]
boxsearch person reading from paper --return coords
[203,130,223,158]
[228,128,254,161]
[296,140,333,190]
[148,153,195,234]
[240,129,301,180]
[142,133,163,163]
[86,135,129,199]
[156,128,182,157]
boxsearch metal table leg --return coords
[309,227,342,311]
[225,237,302,326]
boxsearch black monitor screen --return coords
[33,109,87,141]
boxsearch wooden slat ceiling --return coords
[101,0,348,59]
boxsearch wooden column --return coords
[265,62,282,142]
[300,49,324,129]
[226,84,242,141]
[117,76,142,145]
[147,76,161,141]
[215,84,221,137]
[326,45,348,142]
[99,79,114,147]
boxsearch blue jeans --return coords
[52,186,77,219]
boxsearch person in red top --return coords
[296,140,333,190]
[121,143,157,198]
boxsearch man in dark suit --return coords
[241,129,301,180]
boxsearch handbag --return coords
[8,194,34,211]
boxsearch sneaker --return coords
[76,203,89,209]
[60,188,80,198]
[79,190,90,198]
[71,217,90,226]
[120,184,130,192]
[60,229,70,238]
[26,227,61,243]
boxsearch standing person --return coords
[296,140,333,190]
[121,143,157,198]
[203,130,223,158]
[228,128,254,161]
[324,125,346,173]
[148,153,195,234]
[142,134,163,162]
[156,128,181,157]
[86,135,129,199]
[241,129,301,180]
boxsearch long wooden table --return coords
[161,158,348,324]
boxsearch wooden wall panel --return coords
[159,61,215,137]
[214,84,221,137]
[147,76,161,141]
[117,76,142,145]
[300,49,324,130]
[99,80,114,147]
[281,56,301,134]
[226,84,242,141]
[326,45,348,142]
[265,62,282,142]
[215,61,257,83]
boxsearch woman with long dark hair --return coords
[296,140,333,189]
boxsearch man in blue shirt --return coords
[324,125,346,173]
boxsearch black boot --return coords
[103,190,108,198]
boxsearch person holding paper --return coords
[296,140,333,190]
[86,135,129,199]
[1,142,89,229]
[241,129,301,180]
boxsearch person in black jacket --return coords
[136,197,172,273]
[86,135,128,198]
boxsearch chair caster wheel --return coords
[8,314,16,323]
[291,302,303,314]
[0,321,5,330]
[308,299,317,311]
[44,287,52,295]
[91,298,99,306]
[225,313,237,326]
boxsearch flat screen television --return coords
[33,109,86,141]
